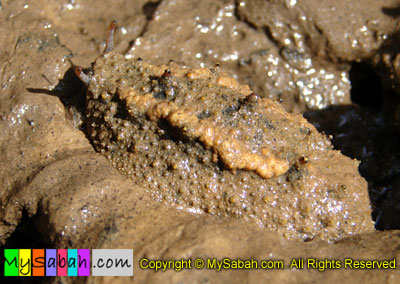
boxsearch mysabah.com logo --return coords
[3,249,133,276]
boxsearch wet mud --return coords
[1,0,400,283]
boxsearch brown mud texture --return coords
[1,0,400,283]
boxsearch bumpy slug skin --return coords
[82,49,373,241]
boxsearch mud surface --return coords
[0,0,400,283]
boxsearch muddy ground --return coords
[1,0,400,283]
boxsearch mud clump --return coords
[83,46,373,241]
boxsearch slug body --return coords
[75,22,373,242]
